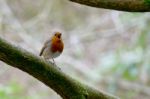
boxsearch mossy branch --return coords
[0,37,118,99]
[69,0,150,12]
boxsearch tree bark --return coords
[0,37,118,99]
[69,0,150,12]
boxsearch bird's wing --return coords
[39,39,51,56]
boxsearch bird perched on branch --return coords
[39,32,64,65]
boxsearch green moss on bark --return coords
[70,0,150,12]
[0,37,118,99]
[144,0,150,5]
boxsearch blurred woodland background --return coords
[0,0,150,99]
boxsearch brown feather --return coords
[39,46,45,56]
[39,39,51,56]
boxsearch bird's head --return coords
[54,32,62,39]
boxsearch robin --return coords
[39,32,64,65]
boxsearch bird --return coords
[39,32,64,65]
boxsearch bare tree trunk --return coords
[69,0,150,12]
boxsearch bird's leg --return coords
[45,57,56,65]
[52,58,56,66]
[52,58,61,70]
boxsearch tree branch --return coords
[69,0,150,12]
[0,37,118,99]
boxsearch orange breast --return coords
[51,38,64,53]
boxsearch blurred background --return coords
[0,0,150,99]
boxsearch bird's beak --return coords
[58,34,61,38]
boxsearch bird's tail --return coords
[39,47,45,56]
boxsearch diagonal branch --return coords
[69,0,150,12]
[0,37,118,99]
